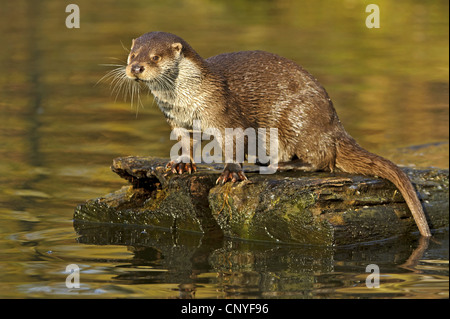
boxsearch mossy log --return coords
[74,156,449,246]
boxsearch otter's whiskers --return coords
[98,64,146,113]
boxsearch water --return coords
[0,0,448,299]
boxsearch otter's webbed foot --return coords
[166,157,197,175]
[216,163,247,184]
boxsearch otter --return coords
[115,31,430,237]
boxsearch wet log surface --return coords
[74,156,449,246]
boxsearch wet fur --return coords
[106,31,431,237]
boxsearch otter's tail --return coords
[335,134,431,237]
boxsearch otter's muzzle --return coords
[130,64,145,75]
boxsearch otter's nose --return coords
[131,64,145,75]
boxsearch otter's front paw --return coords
[216,163,247,184]
[166,157,197,175]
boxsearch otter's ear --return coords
[172,42,183,53]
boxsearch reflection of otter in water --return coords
[107,31,430,237]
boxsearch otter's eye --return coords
[152,55,161,62]
[130,54,136,59]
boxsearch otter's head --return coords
[125,32,190,82]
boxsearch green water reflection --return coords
[0,0,448,298]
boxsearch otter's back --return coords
[205,50,337,130]
[207,51,326,98]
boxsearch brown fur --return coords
[124,31,431,237]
